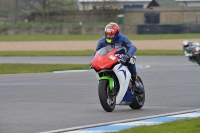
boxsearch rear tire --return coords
[129,76,145,109]
[196,57,200,65]
[98,80,116,112]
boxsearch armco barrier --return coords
[0,24,200,35]
[137,24,200,34]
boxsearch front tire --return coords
[129,76,145,109]
[98,80,116,112]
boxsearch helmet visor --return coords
[106,34,115,39]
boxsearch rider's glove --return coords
[119,54,131,65]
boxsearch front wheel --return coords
[129,76,145,109]
[98,80,116,112]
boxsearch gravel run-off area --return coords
[0,39,200,51]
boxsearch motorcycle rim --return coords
[98,80,116,112]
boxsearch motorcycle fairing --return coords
[193,46,200,55]
[117,64,127,79]
[91,48,118,71]
[113,64,131,104]
[121,90,135,104]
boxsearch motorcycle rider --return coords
[91,22,143,94]
[182,40,200,61]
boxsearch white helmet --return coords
[183,40,189,47]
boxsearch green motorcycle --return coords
[187,46,200,65]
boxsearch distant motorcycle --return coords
[91,47,145,112]
[184,45,200,65]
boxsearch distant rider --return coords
[182,40,200,61]
[91,22,143,94]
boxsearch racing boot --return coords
[132,74,144,94]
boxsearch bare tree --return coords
[80,0,119,22]
[36,0,77,22]
[96,0,119,21]
[15,0,78,23]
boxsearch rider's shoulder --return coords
[97,36,107,47]
[193,42,200,45]
[98,36,106,43]
[189,42,200,47]
[119,33,130,41]
[119,33,126,38]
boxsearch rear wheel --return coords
[129,76,145,109]
[196,56,200,65]
[98,80,116,112]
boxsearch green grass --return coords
[0,64,90,74]
[0,50,184,74]
[0,50,184,56]
[0,50,95,56]
[0,21,110,27]
[115,117,200,133]
[135,50,183,55]
[0,34,200,41]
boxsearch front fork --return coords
[99,76,116,105]
[99,76,114,91]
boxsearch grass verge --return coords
[0,34,200,41]
[114,117,200,133]
[0,64,90,74]
[0,50,184,56]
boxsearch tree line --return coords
[0,0,118,23]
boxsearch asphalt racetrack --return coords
[0,56,200,133]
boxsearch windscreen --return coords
[98,47,114,56]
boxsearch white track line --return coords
[39,109,200,133]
